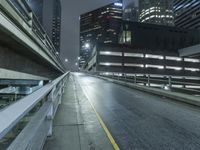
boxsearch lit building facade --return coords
[85,43,200,78]
[85,21,200,77]
[139,0,174,26]
[79,2,123,67]
[27,0,61,52]
[173,0,200,29]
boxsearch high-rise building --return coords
[123,2,139,22]
[26,0,61,52]
[139,0,174,26]
[25,0,43,23]
[173,0,200,29]
[79,2,123,67]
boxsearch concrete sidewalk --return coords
[43,74,113,150]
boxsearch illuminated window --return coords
[124,53,144,58]
[166,56,182,61]
[119,30,131,44]
[145,54,164,59]
[126,31,131,44]
[124,63,144,67]
[145,64,164,69]
[166,66,182,70]
[114,3,123,7]
[185,68,200,72]
[185,85,200,89]
[99,51,122,56]
[184,58,200,63]
[99,62,122,66]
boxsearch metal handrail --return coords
[89,71,200,94]
[0,72,69,149]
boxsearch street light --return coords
[75,62,78,66]
[65,59,68,62]
[85,43,90,49]
[78,56,81,60]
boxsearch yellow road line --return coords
[81,85,120,150]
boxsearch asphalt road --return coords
[75,73,200,150]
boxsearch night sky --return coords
[60,0,138,70]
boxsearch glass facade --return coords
[174,0,200,29]
[139,0,174,26]
[123,2,139,22]
[27,0,61,52]
[79,2,123,67]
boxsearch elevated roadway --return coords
[75,73,200,150]
[0,0,65,80]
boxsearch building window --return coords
[145,54,164,59]
[124,63,144,67]
[99,51,122,56]
[99,62,122,66]
[145,64,164,69]
[166,66,182,70]
[119,30,131,44]
[124,53,144,58]
[166,56,182,61]
[184,58,200,63]
[126,31,131,44]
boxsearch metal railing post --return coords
[134,74,137,84]
[118,73,120,80]
[147,75,150,87]
[168,76,172,88]
[46,87,55,137]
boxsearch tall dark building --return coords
[26,0,61,52]
[119,21,200,51]
[123,2,139,22]
[139,0,174,26]
[173,0,200,29]
[26,0,43,23]
[79,1,123,67]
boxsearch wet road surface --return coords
[75,73,200,150]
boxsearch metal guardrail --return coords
[87,71,200,95]
[0,0,65,71]
[0,72,69,150]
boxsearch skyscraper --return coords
[123,2,139,22]
[79,2,123,67]
[173,0,200,29]
[26,0,61,52]
[139,0,174,26]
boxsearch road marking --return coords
[79,82,120,150]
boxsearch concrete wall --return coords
[0,45,60,80]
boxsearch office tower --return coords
[27,0,61,52]
[139,0,174,26]
[173,0,200,29]
[79,2,123,67]
[123,2,139,22]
